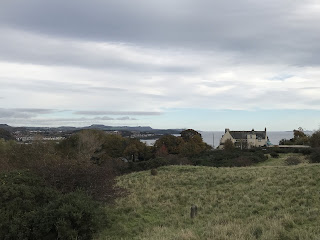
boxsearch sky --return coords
[1,0,320,131]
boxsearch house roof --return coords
[229,131,266,139]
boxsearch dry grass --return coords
[99,163,320,240]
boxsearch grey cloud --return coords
[0,28,199,73]
[1,115,139,127]
[0,77,127,94]
[92,116,138,120]
[0,108,58,119]
[116,116,137,120]
[74,111,162,116]
[94,116,114,120]
[1,0,320,66]
[14,108,55,114]
[0,109,35,119]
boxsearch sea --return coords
[141,131,313,148]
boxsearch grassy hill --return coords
[100,163,320,240]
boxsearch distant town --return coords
[0,124,183,144]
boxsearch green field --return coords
[100,163,320,240]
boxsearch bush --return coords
[310,148,320,163]
[310,131,320,148]
[285,156,301,165]
[270,152,280,158]
[128,155,191,172]
[230,156,253,167]
[293,148,300,153]
[300,148,312,155]
[0,141,120,201]
[191,149,268,167]
[0,171,105,240]
[32,156,119,201]
[151,169,158,176]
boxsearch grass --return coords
[256,153,309,167]
[99,163,320,240]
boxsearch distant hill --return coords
[0,124,183,135]
[79,125,183,134]
[0,124,13,131]
[0,124,26,133]
[0,128,15,140]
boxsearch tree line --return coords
[279,128,320,147]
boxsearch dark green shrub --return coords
[151,169,158,176]
[190,149,267,167]
[285,156,301,165]
[310,148,320,163]
[230,156,253,167]
[0,171,105,240]
[310,131,320,148]
[270,152,280,158]
[293,148,300,153]
[128,155,191,172]
[0,140,121,201]
[132,158,167,171]
[300,148,312,155]
[128,157,170,171]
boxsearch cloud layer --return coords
[1,0,320,128]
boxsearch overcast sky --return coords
[1,0,320,130]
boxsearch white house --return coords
[219,128,268,149]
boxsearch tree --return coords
[293,128,305,138]
[102,134,127,158]
[279,138,293,145]
[57,129,106,160]
[124,144,139,161]
[179,130,212,157]
[224,139,235,151]
[279,128,309,145]
[179,141,203,157]
[180,129,201,142]
[156,145,169,157]
[310,130,320,148]
[154,135,184,155]
[293,128,309,145]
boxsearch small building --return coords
[219,128,268,149]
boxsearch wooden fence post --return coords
[190,205,198,218]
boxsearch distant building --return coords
[219,128,268,149]
[104,131,120,135]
